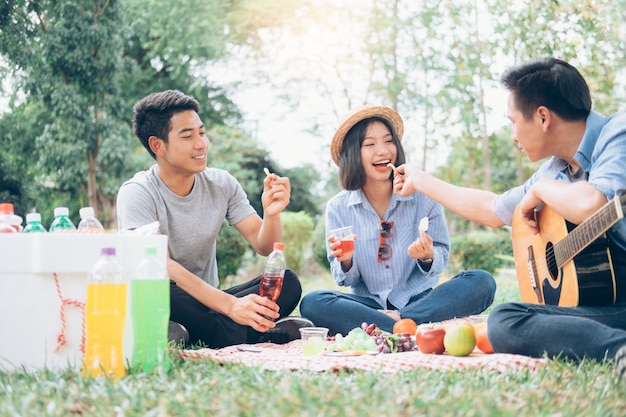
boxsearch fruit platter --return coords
[325,322,416,355]
[325,317,494,357]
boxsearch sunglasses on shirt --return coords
[378,220,394,262]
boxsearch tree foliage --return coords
[446,229,514,278]
[0,0,317,227]
[234,0,625,183]
[0,0,131,224]
[280,211,315,275]
[1,0,625,276]
[215,220,249,284]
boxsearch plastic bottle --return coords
[259,242,286,302]
[0,203,23,233]
[131,246,171,373]
[22,212,47,233]
[77,206,105,233]
[49,207,76,232]
[82,247,128,379]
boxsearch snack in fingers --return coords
[419,216,429,232]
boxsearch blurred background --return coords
[1,0,625,284]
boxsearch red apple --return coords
[416,326,446,354]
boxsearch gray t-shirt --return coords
[116,165,256,287]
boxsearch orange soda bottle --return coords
[82,247,127,379]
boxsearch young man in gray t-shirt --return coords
[117,90,312,348]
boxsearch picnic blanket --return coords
[180,340,546,373]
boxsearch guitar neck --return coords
[554,195,626,267]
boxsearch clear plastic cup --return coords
[329,225,355,255]
[300,327,329,356]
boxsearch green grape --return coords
[326,327,378,352]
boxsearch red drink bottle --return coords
[260,242,286,303]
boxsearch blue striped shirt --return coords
[325,189,450,309]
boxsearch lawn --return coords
[1,270,625,416]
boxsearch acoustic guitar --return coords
[512,194,626,306]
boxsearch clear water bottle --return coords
[82,247,127,379]
[131,246,171,373]
[0,203,22,233]
[49,207,76,232]
[22,212,47,233]
[77,206,105,233]
[259,242,286,303]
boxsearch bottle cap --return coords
[26,213,41,223]
[79,206,96,219]
[101,247,116,256]
[0,203,14,215]
[54,207,69,217]
[273,242,285,251]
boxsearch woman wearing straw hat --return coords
[300,105,496,336]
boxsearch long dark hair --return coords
[338,117,406,190]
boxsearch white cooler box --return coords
[0,233,168,372]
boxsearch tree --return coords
[0,0,302,226]
[281,165,324,218]
[0,0,131,225]
[487,0,626,113]
[280,211,315,275]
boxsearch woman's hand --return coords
[407,230,434,261]
[328,234,355,271]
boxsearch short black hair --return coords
[500,57,591,121]
[132,90,200,159]
[338,117,406,190]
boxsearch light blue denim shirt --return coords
[325,188,450,309]
[494,110,626,250]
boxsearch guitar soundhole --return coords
[546,242,558,281]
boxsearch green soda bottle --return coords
[22,212,47,233]
[131,246,171,372]
[49,207,76,232]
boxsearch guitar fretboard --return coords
[554,195,626,267]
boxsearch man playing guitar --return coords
[393,57,626,375]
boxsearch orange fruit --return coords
[474,324,494,354]
[393,318,418,335]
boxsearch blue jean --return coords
[300,270,496,336]
[488,302,626,361]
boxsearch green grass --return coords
[1,271,625,416]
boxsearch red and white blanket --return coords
[180,340,546,373]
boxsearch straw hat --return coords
[330,105,404,166]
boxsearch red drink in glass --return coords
[338,238,355,255]
[260,274,284,302]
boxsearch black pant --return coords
[169,270,302,348]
